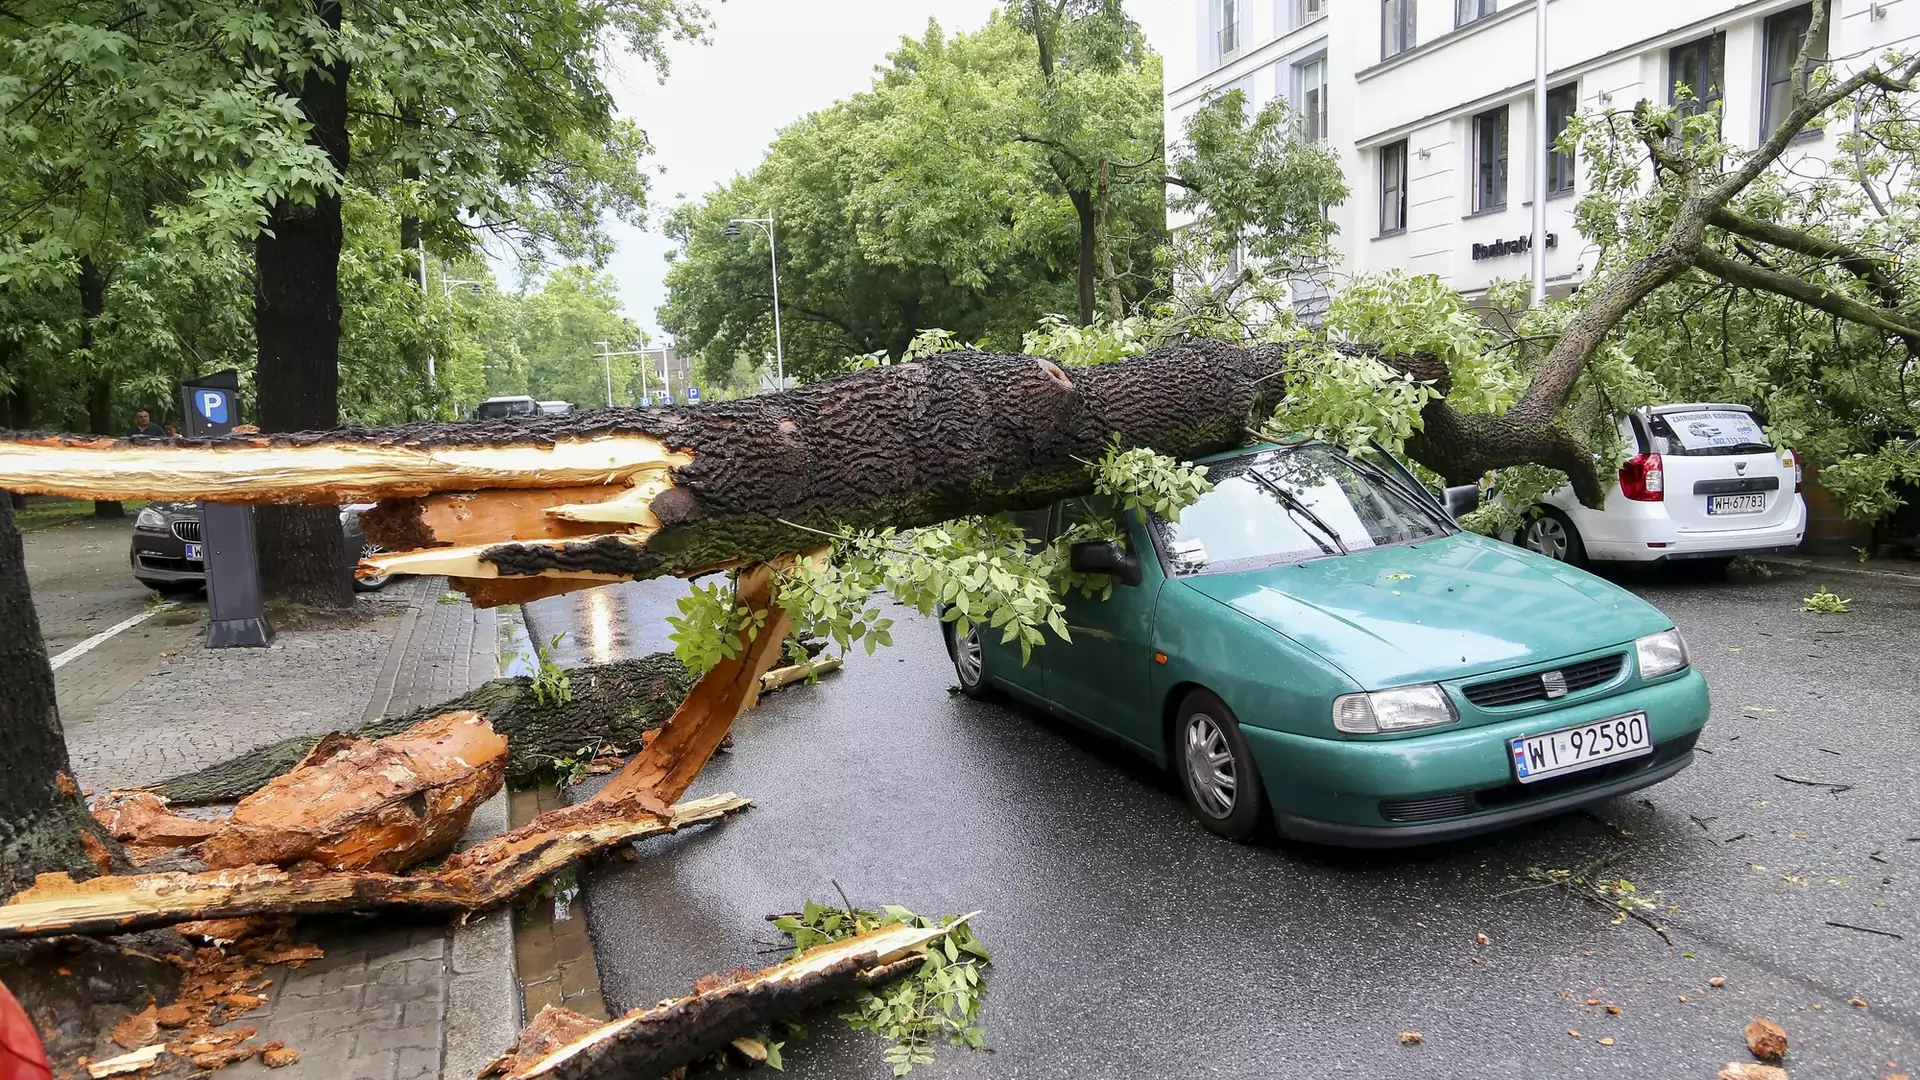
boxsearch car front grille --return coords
[1380,793,1474,822]
[170,519,201,542]
[1462,653,1625,708]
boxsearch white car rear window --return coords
[1651,410,1772,455]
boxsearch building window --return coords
[1295,0,1326,27]
[1764,5,1828,137]
[1455,0,1496,27]
[1379,140,1408,235]
[1297,57,1328,143]
[1383,0,1415,60]
[1546,83,1577,195]
[1668,33,1725,118]
[1472,105,1508,212]
[1217,0,1239,60]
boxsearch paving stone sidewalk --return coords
[39,564,520,1080]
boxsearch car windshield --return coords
[1646,409,1773,456]
[1148,445,1451,576]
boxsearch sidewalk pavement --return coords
[1755,550,1920,585]
[43,560,522,1080]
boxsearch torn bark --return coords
[199,712,506,873]
[92,795,222,848]
[0,793,748,940]
[0,343,1296,603]
[148,654,696,805]
[504,917,975,1080]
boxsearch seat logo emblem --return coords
[1542,670,1568,698]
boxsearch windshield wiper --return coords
[1344,455,1456,534]
[1244,469,1349,556]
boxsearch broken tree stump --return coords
[503,916,976,1080]
[0,342,1297,605]
[199,712,507,874]
[0,793,749,940]
[149,654,696,805]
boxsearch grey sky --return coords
[588,0,1182,343]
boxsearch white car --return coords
[1514,403,1806,567]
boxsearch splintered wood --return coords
[501,917,977,1080]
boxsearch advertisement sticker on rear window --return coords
[1664,410,1766,451]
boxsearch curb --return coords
[441,597,520,1080]
[1755,554,1920,587]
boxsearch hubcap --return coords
[953,626,983,686]
[1525,517,1570,562]
[360,541,389,585]
[1183,713,1237,819]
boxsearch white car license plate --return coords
[1707,493,1766,515]
[183,542,203,562]
[1510,712,1652,783]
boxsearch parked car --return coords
[1512,403,1805,568]
[131,503,391,593]
[943,440,1708,846]
[474,395,540,420]
[536,400,576,417]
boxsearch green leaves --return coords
[666,577,771,676]
[773,900,990,1076]
[1088,437,1212,523]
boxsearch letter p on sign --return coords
[197,390,229,425]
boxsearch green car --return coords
[943,441,1709,846]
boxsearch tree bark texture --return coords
[0,793,748,940]
[253,0,353,609]
[504,918,972,1080]
[0,342,1298,601]
[147,653,696,804]
[0,500,123,898]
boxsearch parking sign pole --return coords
[181,372,272,649]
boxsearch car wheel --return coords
[1520,508,1587,567]
[1174,690,1270,842]
[944,620,993,700]
[354,540,391,592]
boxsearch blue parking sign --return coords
[195,389,230,425]
[687,387,701,404]
[640,395,654,407]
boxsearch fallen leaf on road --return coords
[1745,1018,1788,1061]
[1586,998,1601,1006]
[1710,977,1727,988]
[1399,1032,1422,1045]
[1475,932,1491,946]
[1679,995,1690,1002]
[1580,949,1594,957]
[1568,1030,1582,1039]
[1720,1065,1788,1080]
[1849,997,1869,1007]
[1606,1005,1622,1015]
[1598,1037,1615,1046]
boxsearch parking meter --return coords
[180,372,273,648]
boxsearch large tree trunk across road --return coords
[0,341,1299,604]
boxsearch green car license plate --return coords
[1510,712,1652,783]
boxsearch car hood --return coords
[1178,533,1672,689]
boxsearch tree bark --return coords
[1094,160,1125,322]
[79,257,121,520]
[0,499,123,898]
[254,0,353,609]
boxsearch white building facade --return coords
[1165,0,1920,300]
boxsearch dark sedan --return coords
[130,503,391,593]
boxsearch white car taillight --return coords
[1619,453,1664,502]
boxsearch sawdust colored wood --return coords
[0,794,749,940]
[506,917,976,1080]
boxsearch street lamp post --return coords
[1531,0,1549,307]
[726,214,785,391]
[592,342,650,408]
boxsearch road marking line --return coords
[50,602,178,671]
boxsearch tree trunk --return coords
[0,499,123,898]
[79,258,121,520]
[1094,161,1125,322]
[1070,189,1096,326]
[254,0,353,609]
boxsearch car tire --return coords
[354,540,391,592]
[1173,689,1271,843]
[1520,507,1587,567]
[944,620,994,700]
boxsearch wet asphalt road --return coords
[522,565,1919,1080]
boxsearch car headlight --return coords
[1332,683,1458,734]
[135,506,166,530]
[1635,629,1689,679]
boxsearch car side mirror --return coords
[1069,541,1142,588]
[1444,484,1481,519]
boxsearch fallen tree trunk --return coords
[200,712,506,873]
[0,792,748,940]
[499,916,974,1080]
[0,343,1295,603]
